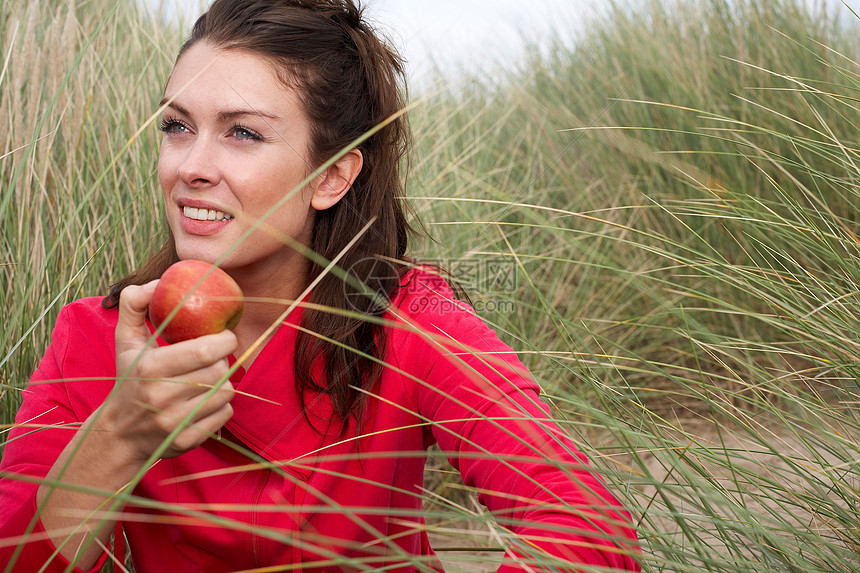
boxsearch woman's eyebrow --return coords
[158,98,281,122]
[217,108,281,122]
[159,99,191,117]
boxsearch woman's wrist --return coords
[34,408,146,567]
[85,405,152,469]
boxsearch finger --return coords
[181,380,236,420]
[138,358,236,408]
[197,402,234,436]
[115,281,160,356]
[146,330,239,379]
[113,364,222,413]
[168,403,234,455]
[145,378,234,425]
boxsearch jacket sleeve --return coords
[409,299,641,572]
[0,305,111,573]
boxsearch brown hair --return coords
[105,0,416,432]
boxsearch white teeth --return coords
[183,206,233,221]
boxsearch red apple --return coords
[149,260,244,344]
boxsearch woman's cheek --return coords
[157,154,175,193]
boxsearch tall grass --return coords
[1,0,177,425]
[3,0,860,571]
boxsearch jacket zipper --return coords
[250,469,269,567]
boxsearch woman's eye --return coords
[159,118,189,134]
[231,126,263,141]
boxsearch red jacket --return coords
[0,269,640,572]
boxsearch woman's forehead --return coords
[163,43,299,117]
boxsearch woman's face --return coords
[158,42,319,280]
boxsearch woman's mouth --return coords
[178,205,235,236]
[183,206,234,221]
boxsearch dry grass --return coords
[5,0,860,571]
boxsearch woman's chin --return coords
[174,246,228,267]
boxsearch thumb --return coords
[115,280,160,356]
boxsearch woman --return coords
[0,0,640,571]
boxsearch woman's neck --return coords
[228,258,311,366]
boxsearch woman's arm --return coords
[437,383,640,571]
[1,283,238,571]
[32,409,146,569]
[407,293,640,571]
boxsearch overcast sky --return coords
[141,0,854,85]
[141,0,595,82]
[363,0,588,79]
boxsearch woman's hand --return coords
[102,280,239,461]
[34,280,238,567]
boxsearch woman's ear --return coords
[310,149,363,210]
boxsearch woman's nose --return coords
[176,137,222,188]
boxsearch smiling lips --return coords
[179,205,234,236]
[183,206,234,222]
